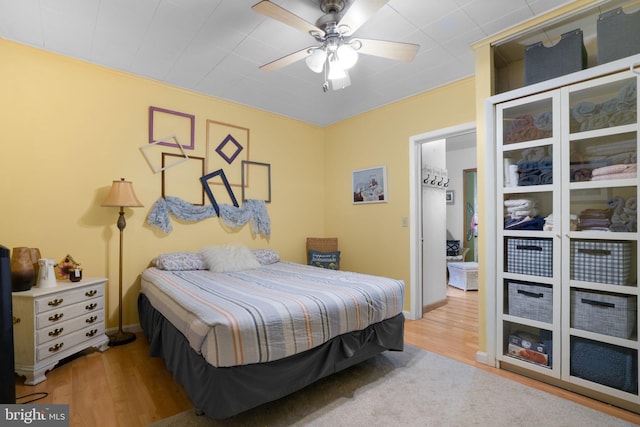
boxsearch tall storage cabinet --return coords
[491,60,639,411]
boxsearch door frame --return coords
[408,122,476,320]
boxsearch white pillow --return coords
[199,244,261,273]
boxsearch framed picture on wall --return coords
[446,190,454,204]
[352,165,387,204]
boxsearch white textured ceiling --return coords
[0,0,578,126]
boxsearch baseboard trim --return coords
[476,351,492,366]
[422,298,447,314]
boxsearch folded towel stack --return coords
[577,208,613,231]
[504,215,545,230]
[504,198,544,230]
[570,139,636,182]
[590,163,637,181]
[504,111,553,144]
[570,80,637,132]
[517,146,553,186]
[608,196,637,232]
[504,198,538,218]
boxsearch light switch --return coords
[402,217,409,227]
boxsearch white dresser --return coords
[12,278,109,384]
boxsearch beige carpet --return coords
[149,345,636,427]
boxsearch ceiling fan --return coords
[252,0,420,92]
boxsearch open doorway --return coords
[408,122,476,320]
[445,134,478,263]
[463,168,478,262]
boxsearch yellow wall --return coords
[324,79,476,286]
[0,40,326,329]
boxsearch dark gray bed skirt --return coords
[138,293,404,419]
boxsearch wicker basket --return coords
[507,281,553,323]
[571,289,637,339]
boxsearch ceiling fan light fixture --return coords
[327,55,346,80]
[337,43,358,69]
[306,49,327,73]
[331,71,351,90]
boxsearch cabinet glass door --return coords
[562,71,639,398]
[497,91,561,376]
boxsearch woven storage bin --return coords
[597,7,640,65]
[508,281,553,323]
[524,29,587,85]
[570,336,638,394]
[506,238,553,277]
[571,289,637,339]
[571,240,632,285]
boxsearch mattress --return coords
[140,261,405,367]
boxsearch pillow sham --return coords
[252,248,281,265]
[446,240,461,256]
[153,252,207,271]
[308,250,340,270]
[200,244,261,273]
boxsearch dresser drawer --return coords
[36,324,106,363]
[36,310,105,345]
[35,297,103,329]
[34,285,103,314]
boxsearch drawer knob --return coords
[48,313,64,322]
[85,290,97,297]
[49,343,64,353]
[86,316,98,324]
[85,303,98,310]
[48,328,64,337]
[48,298,64,307]
[86,329,98,337]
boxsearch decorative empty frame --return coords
[206,120,250,187]
[200,169,239,216]
[242,160,271,203]
[162,154,205,205]
[140,135,189,174]
[149,106,195,150]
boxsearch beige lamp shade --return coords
[101,178,143,208]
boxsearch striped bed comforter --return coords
[140,262,404,367]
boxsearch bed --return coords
[138,248,405,419]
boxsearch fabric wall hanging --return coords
[146,196,271,239]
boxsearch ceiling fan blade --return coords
[252,1,324,37]
[259,47,312,72]
[354,38,419,62]
[338,0,389,35]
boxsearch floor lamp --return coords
[101,178,143,346]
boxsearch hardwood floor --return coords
[14,286,640,426]
[408,287,640,425]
